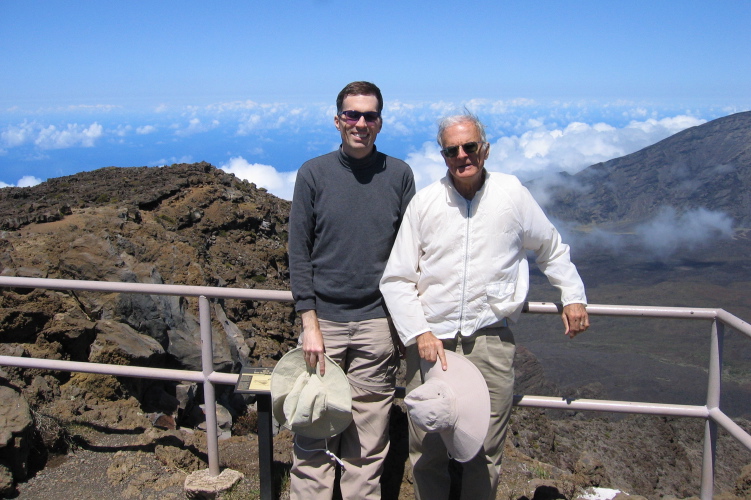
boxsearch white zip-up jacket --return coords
[380,171,587,346]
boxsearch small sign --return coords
[234,367,273,394]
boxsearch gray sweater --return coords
[289,146,415,322]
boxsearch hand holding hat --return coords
[271,347,353,439]
[405,350,490,462]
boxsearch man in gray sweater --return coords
[287,81,415,499]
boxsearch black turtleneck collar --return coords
[337,145,380,171]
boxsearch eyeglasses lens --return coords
[340,110,380,124]
[442,142,480,158]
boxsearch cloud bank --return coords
[1,121,104,149]
[635,207,734,256]
[0,98,739,261]
[213,112,706,196]
[555,206,735,261]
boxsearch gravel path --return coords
[16,429,186,499]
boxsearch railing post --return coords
[257,394,274,500]
[701,419,717,500]
[701,319,724,499]
[199,295,221,476]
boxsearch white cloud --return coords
[556,206,735,261]
[174,118,220,137]
[0,175,43,188]
[236,114,263,134]
[62,104,121,112]
[1,121,36,147]
[34,122,103,149]
[526,173,590,209]
[635,207,733,257]
[488,116,705,179]
[153,155,194,166]
[234,104,325,135]
[17,175,43,187]
[488,98,537,114]
[403,141,447,190]
[204,100,260,112]
[626,115,704,136]
[2,121,104,149]
[219,156,296,201]
[114,124,133,137]
[136,125,157,134]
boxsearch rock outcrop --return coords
[0,381,33,497]
[0,163,295,493]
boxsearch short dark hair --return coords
[336,81,383,113]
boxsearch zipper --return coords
[458,197,472,333]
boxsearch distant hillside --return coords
[539,111,751,227]
[519,111,751,421]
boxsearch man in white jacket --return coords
[380,112,589,499]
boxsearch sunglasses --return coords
[440,141,485,158]
[338,110,381,124]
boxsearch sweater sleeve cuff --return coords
[294,299,316,312]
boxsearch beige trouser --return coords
[406,325,516,500]
[290,317,398,500]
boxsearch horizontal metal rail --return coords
[1,275,750,499]
[0,275,294,302]
[514,394,710,418]
[0,353,718,419]
[0,355,239,385]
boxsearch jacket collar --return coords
[442,169,490,206]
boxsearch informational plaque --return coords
[234,367,273,394]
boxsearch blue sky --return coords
[1,1,750,204]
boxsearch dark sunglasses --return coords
[339,110,381,124]
[440,141,485,158]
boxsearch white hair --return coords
[436,111,487,147]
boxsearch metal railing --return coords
[1,276,750,499]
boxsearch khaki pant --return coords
[291,317,398,500]
[406,325,516,500]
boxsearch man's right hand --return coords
[416,331,447,371]
[300,310,326,375]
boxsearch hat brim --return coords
[270,348,353,439]
[419,350,490,462]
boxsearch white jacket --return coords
[380,171,587,346]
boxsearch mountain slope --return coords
[541,111,751,227]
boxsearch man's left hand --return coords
[562,303,589,338]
